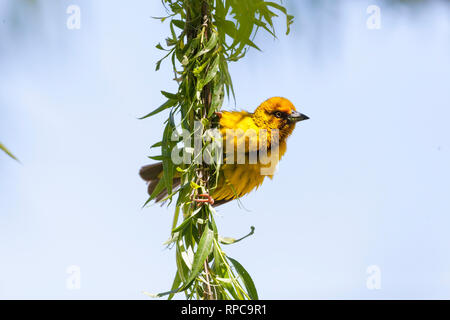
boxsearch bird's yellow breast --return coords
[211,111,288,202]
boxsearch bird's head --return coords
[253,97,309,139]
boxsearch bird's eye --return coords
[274,111,283,118]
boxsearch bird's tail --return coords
[139,162,181,203]
[140,162,230,207]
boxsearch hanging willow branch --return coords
[142,0,293,300]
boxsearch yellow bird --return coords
[139,97,309,206]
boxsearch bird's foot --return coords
[214,112,223,119]
[194,194,215,206]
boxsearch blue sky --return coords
[1,0,450,299]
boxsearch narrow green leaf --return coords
[193,59,209,77]
[148,246,191,298]
[155,47,175,71]
[209,210,219,239]
[171,207,202,233]
[176,241,190,283]
[142,177,165,207]
[0,143,18,161]
[203,55,220,86]
[223,270,241,300]
[150,141,162,148]
[148,155,164,161]
[219,226,255,245]
[211,240,240,300]
[171,19,185,30]
[245,38,261,51]
[183,224,214,288]
[167,271,182,300]
[190,181,201,189]
[228,257,258,300]
[265,2,294,35]
[149,178,165,201]
[265,2,287,14]
[161,91,178,100]
[162,121,174,195]
[193,31,218,59]
[139,99,177,119]
[155,59,162,71]
[169,18,177,41]
[156,226,214,297]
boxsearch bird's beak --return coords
[289,110,309,122]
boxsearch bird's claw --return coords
[194,194,215,206]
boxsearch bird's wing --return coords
[219,111,267,154]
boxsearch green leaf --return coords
[162,121,174,195]
[150,141,162,148]
[161,91,178,100]
[193,31,218,59]
[223,270,241,300]
[169,18,177,42]
[142,178,165,207]
[209,210,219,239]
[245,38,261,51]
[176,241,190,283]
[286,14,295,35]
[148,155,164,161]
[228,257,258,300]
[156,225,214,297]
[265,2,287,15]
[167,270,182,300]
[265,2,294,35]
[219,226,255,245]
[0,143,18,161]
[139,99,177,119]
[211,239,240,300]
[155,59,162,71]
[222,20,238,38]
[171,19,185,30]
[171,207,202,233]
[149,242,190,298]
[183,224,214,288]
[190,181,201,189]
[155,47,175,71]
[175,166,187,173]
[203,55,220,86]
[209,83,224,117]
[193,60,209,77]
